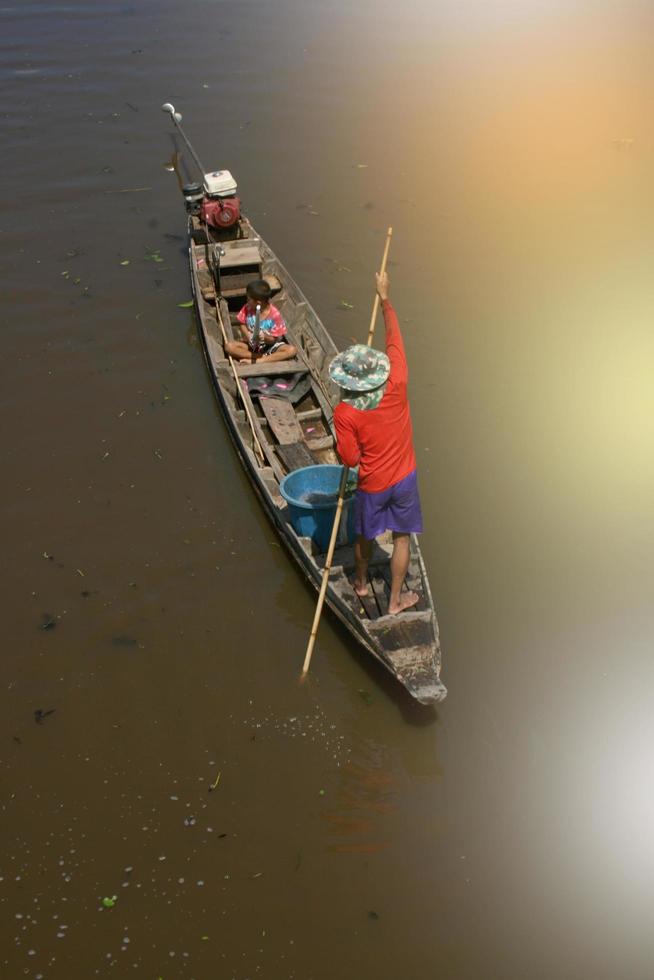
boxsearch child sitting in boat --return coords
[224,279,298,363]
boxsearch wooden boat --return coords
[164,105,446,704]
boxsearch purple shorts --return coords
[354,469,423,540]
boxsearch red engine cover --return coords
[200,196,241,230]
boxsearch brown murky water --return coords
[2,1,654,977]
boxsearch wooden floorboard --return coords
[330,576,366,619]
[370,574,390,617]
[357,580,380,621]
[404,558,427,611]
[381,562,426,612]
[259,396,303,444]
[276,441,316,472]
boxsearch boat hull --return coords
[186,220,446,705]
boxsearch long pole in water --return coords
[366,227,392,346]
[161,102,207,179]
[300,229,394,680]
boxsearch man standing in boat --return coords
[330,271,422,615]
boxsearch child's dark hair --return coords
[246,279,272,303]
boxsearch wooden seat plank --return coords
[236,360,307,378]
[218,244,261,268]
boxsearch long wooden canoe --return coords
[185,213,446,705]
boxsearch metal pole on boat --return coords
[251,303,262,352]
[366,227,392,347]
[301,231,394,680]
[162,104,265,463]
[161,102,207,180]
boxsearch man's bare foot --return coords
[388,591,419,615]
[352,580,370,598]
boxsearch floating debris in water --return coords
[111,635,138,648]
[34,708,56,724]
[241,705,351,763]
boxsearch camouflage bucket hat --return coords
[328,344,390,392]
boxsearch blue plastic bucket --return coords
[279,465,356,552]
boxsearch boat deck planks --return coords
[370,574,390,617]
[357,583,381,621]
[259,396,304,445]
[404,559,427,612]
[276,441,317,473]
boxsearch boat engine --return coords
[201,194,241,229]
[183,169,241,230]
[182,182,204,215]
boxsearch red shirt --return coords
[334,300,417,493]
[236,302,287,337]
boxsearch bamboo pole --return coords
[300,227,393,680]
[366,226,392,346]
[300,463,349,678]
[214,302,266,464]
